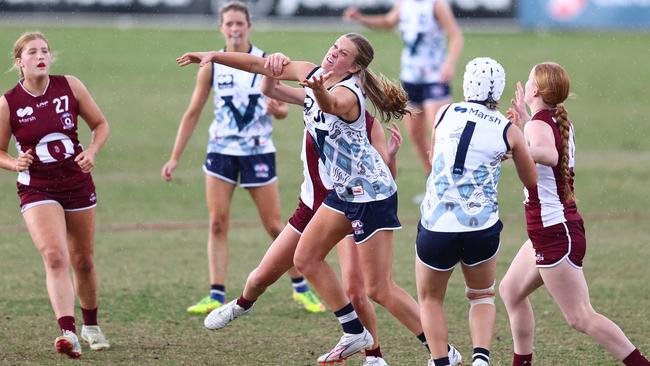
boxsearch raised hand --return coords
[343,6,361,21]
[264,53,291,77]
[298,71,333,91]
[386,122,403,158]
[507,81,529,129]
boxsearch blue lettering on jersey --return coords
[221,94,261,131]
[469,108,502,124]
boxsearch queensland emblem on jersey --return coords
[60,112,74,130]
[35,132,75,163]
[217,74,235,89]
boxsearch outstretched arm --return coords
[176,51,315,83]
[343,3,401,30]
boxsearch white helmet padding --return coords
[463,57,506,103]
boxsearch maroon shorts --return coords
[528,220,586,268]
[17,177,97,213]
[287,199,316,234]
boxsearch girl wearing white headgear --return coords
[415,57,537,366]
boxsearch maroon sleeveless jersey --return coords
[4,75,90,191]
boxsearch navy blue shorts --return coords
[416,220,503,271]
[203,152,277,187]
[402,81,451,105]
[323,191,401,244]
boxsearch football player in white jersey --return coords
[176,32,462,365]
[344,0,463,191]
[415,57,537,366]
[162,1,324,316]
[500,63,650,366]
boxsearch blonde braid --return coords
[554,103,574,201]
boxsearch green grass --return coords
[1,26,649,365]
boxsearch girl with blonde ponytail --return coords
[177,32,457,365]
[500,62,650,366]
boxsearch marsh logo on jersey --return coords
[351,220,364,235]
[217,74,234,89]
[254,163,270,178]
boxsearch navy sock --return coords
[417,333,431,352]
[433,356,450,366]
[210,284,225,303]
[291,276,309,293]
[334,303,364,334]
[473,347,490,364]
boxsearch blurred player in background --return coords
[344,0,463,202]
[0,31,111,358]
[500,62,650,366]
[161,1,324,316]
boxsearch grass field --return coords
[0,24,649,365]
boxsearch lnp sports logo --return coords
[254,163,270,178]
[351,220,364,235]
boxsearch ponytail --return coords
[358,68,411,123]
[554,103,575,202]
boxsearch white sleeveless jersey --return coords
[302,67,396,203]
[420,102,511,232]
[208,45,275,156]
[398,0,447,83]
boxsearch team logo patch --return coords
[351,186,364,196]
[60,112,74,130]
[535,253,544,263]
[17,106,33,117]
[89,193,97,203]
[254,163,270,178]
[217,74,234,89]
[351,220,364,235]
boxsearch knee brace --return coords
[465,282,496,307]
